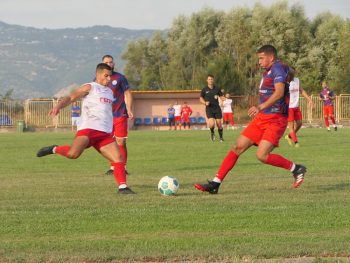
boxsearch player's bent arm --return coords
[124,89,134,119]
[248,83,285,117]
[199,96,208,106]
[301,87,314,106]
[49,84,91,117]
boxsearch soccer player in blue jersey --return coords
[195,45,307,194]
[102,55,133,175]
[320,81,337,131]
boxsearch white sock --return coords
[52,147,57,154]
[119,184,127,189]
[290,163,296,172]
[110,166,114,170]
[213,177,222,183]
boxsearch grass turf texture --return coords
[0,129,349,262]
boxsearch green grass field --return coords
[1,128,350,262]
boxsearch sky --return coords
[0,0,349,30]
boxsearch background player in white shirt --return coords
[285,68,313,147]
[222,93,235,130]
[173,101,182,130]
[36,63,135,194]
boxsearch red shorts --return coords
[113,117,128,138]
[242,113,287,147]
[288,107,302,122]
[175,116,181,123]
[76,129,115,151]
[323,105,334,116]
[182,116,190,122]
[223,112,234,123]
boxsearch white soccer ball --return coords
[158,176,179,196]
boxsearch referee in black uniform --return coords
[200,74,225,142]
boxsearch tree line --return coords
[121,1,350,95]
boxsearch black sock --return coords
[210,128,214,135]
[218,128,223,139]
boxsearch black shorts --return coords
[168,117,175,126]
[206,108,222,119]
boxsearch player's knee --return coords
[66,151,81,159]
[116,138,126,145]
[232,145,243,155]
[256,152,267,163]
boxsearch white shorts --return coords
[72,117,81,126]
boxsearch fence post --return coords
[336,95,341,123]
[24,99,30,128]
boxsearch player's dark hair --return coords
[102,54,113,61]
[96,63,112,72]
[207,74,214,78]
[257,45,277,57]
[287,66,295,82]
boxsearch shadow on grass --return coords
[316,182,350,191]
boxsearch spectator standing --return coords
[181,102,193,130]
[173,101,182,130]
[167,104,175,130]
[71,102,81,131]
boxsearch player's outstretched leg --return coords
[36,145,58,157]
[292,164,307,188]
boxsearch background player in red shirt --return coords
[102,55,134,175]
[181,102,193,130]
[195,45,307,194]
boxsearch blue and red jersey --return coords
[320,88,334,106]
[259,61,289,116]
[108,71,130,118]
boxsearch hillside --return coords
[0,21,156,99]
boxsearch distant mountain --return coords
[0,21,156,99]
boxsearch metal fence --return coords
[0,95,349,128]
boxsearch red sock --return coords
[112,162,127,186]
[216,150,239,181]
[55,145,70,157]
[290,132,298,143]
[265,154,293,170]
[330,116,336,124]
[324,117,330,127]
[118,144,127,165]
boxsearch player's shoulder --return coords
[272,60,288,71]
[111,71,125,78]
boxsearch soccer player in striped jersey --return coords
[320,81,337,131]
[195,45,307,194]
[102,55,133,175]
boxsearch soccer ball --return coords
[158,176,179,196]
